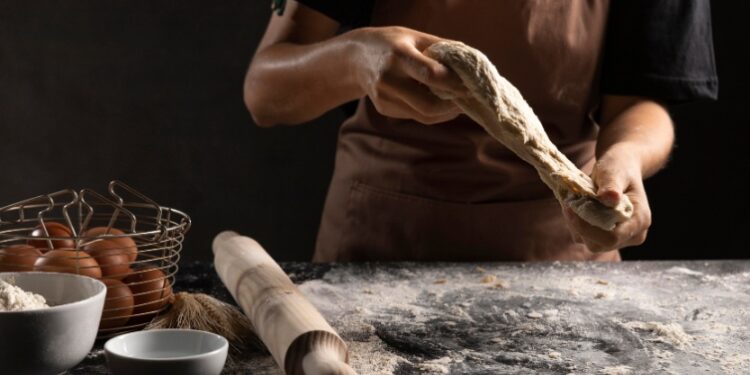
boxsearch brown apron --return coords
[314,0,620,262]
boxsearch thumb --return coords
[403,48,467,95]
[593,164,627,208]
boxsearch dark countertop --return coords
[70,260,750,374]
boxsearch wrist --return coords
[344,28,378,98]
[596,142,644,179]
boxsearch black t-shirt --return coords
[292,0,718,103]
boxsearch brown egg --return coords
[82,227,138,262]
[34,249,102,279]
[28,221,75,251]
[0,244,43,272]
[99,278,135,330]
[83,239,133,280]
[123,266,172,323]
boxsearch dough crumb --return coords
[490,337,509,345]
[622,321,693,348]
[492,279,511,289]
[599,365,633,375]
[548,351,562,359]
[527,311,543,319]
[475,266,486,273]
[666,267,704,276]
[594,292,608,299]
[480,275,496,284]
[434,279,447,285]
[596,279,609,285]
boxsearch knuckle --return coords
[388,25,408,35]
[634,230,648,245]
[381,49,403,71]
[642,212,653,229]
[389,46,407,61]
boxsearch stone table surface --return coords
[70,260,750,374]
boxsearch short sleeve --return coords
[601,0,719,103]
[295,0,374,28]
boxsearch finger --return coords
[411,32,443,51]
[372,90,459,124]
[565,208,619,251]
[592,163,628,208]
[398,45,468,96]
[417,112,461,125]
[381,76,462,117]
[561,207,584,243]
[611,200,650,248]
[370,90,421,120]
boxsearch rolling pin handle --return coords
[302,351,357,375]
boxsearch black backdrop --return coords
[1,1,747,261]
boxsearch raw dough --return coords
[425,41,633,231]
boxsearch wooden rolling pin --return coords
[213,231,356,375]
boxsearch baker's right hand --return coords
[352,27,468,125]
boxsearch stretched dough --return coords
[425,40,632,231]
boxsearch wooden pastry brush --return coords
[145,292,264,356]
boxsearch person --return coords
[244,0,718,262]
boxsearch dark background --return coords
[1,1,747,262]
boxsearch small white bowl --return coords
[105,329,228,375]
[0,272,106,375]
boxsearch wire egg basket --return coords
[0,181,190,338]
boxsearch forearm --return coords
[596,96,675,178]
[244,31,365,127]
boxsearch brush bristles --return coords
[146,292,264,354]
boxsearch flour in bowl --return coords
[0,278,49,311]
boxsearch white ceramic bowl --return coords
[105,329,228,375]
[0,272,106,375]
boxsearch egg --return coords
[83,239,133,280]
[82,227,138,262]
[34,249,102,279]
[0,244,43,271]
[122,265,172,323]
[28,221,75,251]
[99,278,135,330]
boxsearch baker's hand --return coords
[563,148,652,253]
[353,26,468,124]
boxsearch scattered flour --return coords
[416,357,453,374]
[665,267,704,276]
[288,263,748,374]
[347,341,404,375]
[0,278,49,312]
[622,321,693,348]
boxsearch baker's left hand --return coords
[562,148,652,253]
